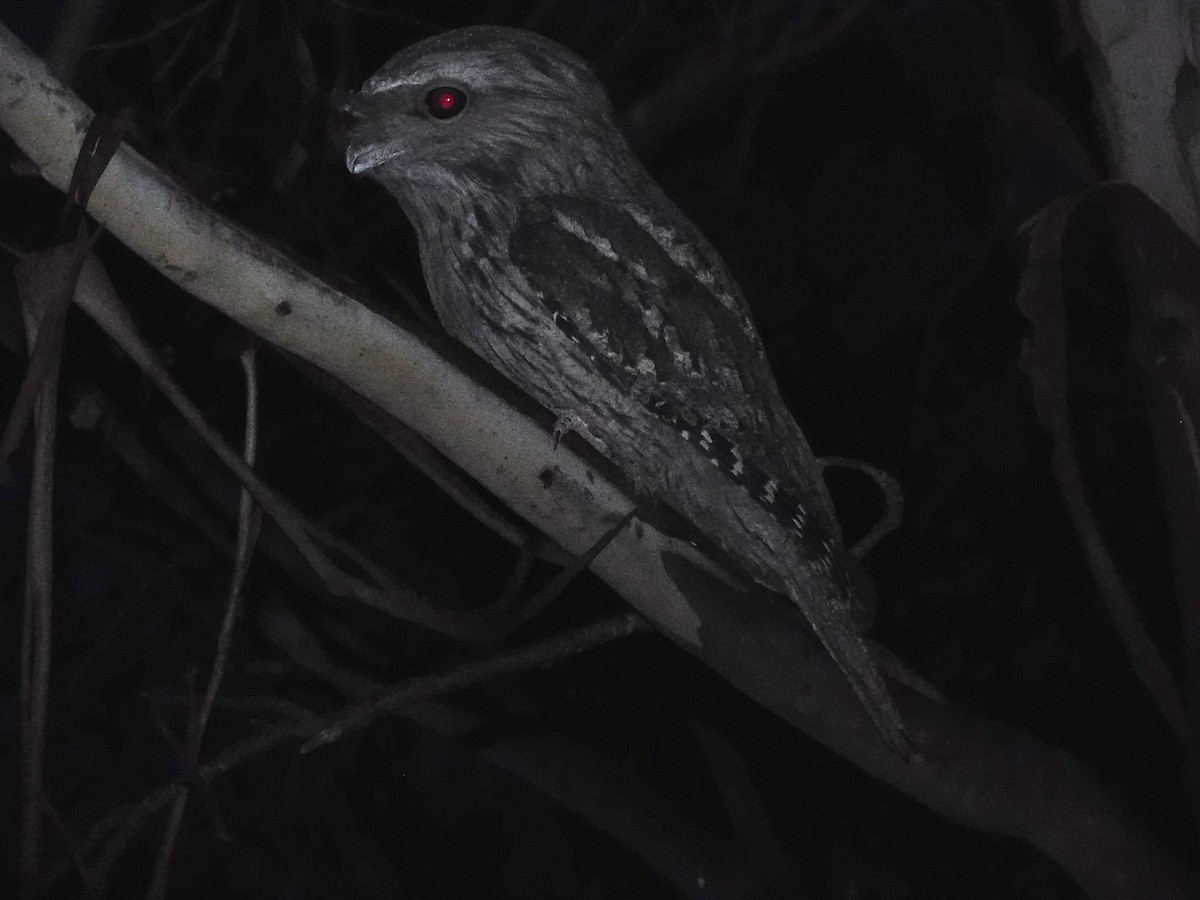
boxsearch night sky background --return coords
[0,1,1192,897]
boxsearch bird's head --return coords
[344,27,622,193]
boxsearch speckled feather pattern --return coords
[346,26,907,749]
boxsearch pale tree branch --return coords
[1077,1,1200,240]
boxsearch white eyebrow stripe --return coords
[364,69,447,94]
[364,58,523,95]
[364,78,412,93]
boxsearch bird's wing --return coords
[510,196,783,450]
[508,192,834,540]
[510,194,911,751]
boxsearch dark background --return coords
[0,0,1189,897]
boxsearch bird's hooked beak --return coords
[335,89,397,175]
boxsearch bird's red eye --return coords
[425,86,467,120]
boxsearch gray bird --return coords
[344,25,908,752]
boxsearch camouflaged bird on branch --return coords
[343,25,910,753]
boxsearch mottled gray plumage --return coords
[344,26,907,750]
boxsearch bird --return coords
[343,25,909,752]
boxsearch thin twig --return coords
[16,237,88,897]
[301,610,651,751]
[750,0,877,78]
[147,348,261,899]
[48,613,650,892]
[1,243,87,461]
[162,0,244,124]
[91,0,223,52]
[41,792,101,897]
[1017,197,1191,744]
[497,509,637,637]
[819,456,904,559]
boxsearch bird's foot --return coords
[552,412,585,450]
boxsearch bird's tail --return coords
[787,575,913,757]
